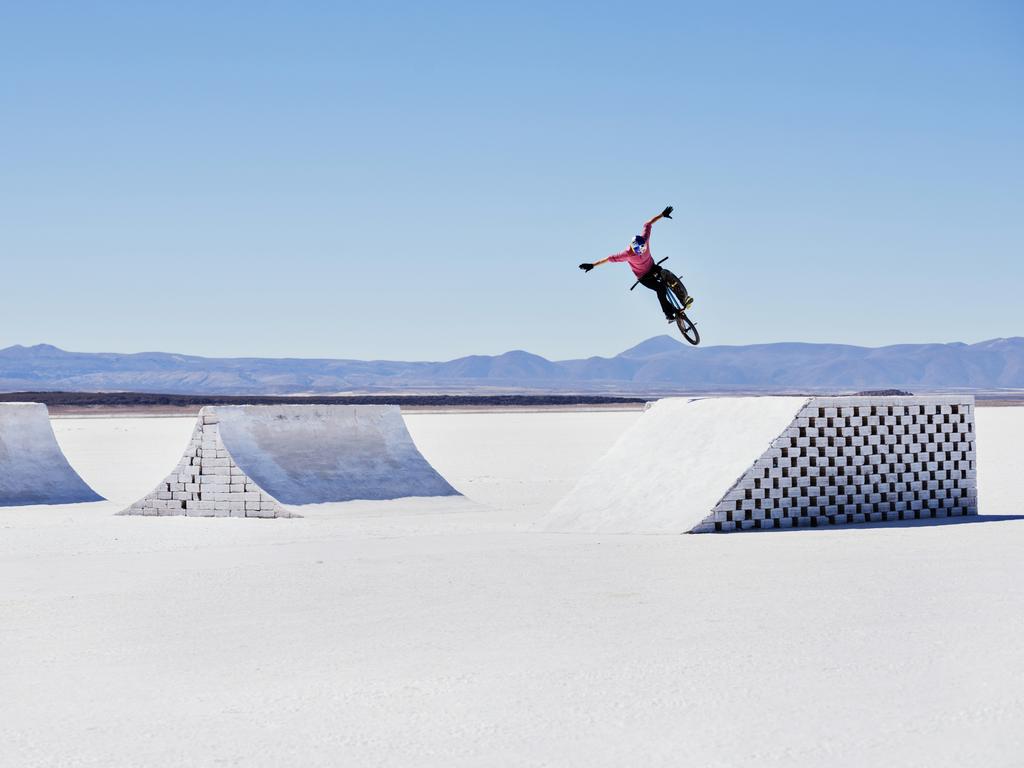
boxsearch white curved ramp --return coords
[542,397,807,533]
[215,405,459,504]
[541,395,977,534]
[122,404,458,517]
[0,403,104,506]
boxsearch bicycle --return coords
[630,257,700,345]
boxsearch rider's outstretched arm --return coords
[644,205,674,230]
[578,256,612,272]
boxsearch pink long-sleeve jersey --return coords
[607,220,655,277]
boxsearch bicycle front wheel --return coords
[676,311,700,346]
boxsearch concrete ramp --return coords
[0,403,104,506]
[542,395,977,534]
[215,405,459,504]
[542,397,807,533]
[122,405,459,517]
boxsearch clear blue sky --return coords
[1,1,1021,361]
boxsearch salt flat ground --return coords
[1,408,1022,767]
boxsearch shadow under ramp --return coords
[767,513,1024,533]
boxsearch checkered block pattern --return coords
[119,411,294,518]
[692,396,977,533]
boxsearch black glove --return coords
[579,263,594,273]
[661,206,674,219]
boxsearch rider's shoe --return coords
[683,295,695,310]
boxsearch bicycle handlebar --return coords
[629,257,670,291]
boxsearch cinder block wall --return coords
[120,409,292,518]
[693,396,977,533]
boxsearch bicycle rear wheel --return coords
[675,311,700,345]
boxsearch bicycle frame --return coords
[665,289,683,313]
[628,256,700,345]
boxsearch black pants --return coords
[638,267,676,319]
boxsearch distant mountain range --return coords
[1,338,1022,395]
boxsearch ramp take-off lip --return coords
[122,404,459,517]
[541,395,977,533]
[0,402,104,506]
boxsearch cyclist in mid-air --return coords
[578,205,693,322]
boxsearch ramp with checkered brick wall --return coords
[692,396,976,532]
[542,396,977,534]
